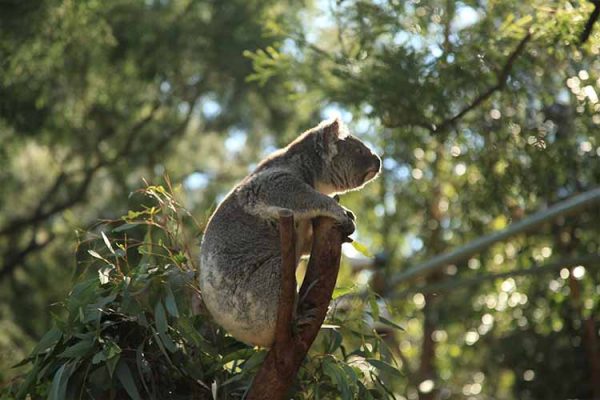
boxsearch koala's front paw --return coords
[336,213,356,238]
[344,208,355,221]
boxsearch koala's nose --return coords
[373,157,381,171]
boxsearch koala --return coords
[199,118,381,347]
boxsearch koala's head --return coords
[315,118,381,193]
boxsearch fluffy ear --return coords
[318,117,348,151]
[322,118,340,142]
[323,117,349,140]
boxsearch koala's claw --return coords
[345,209,355,221]
[336,214,355,238]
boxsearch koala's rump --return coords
[199,196,282,346]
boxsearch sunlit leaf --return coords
[366,358,402,378]
[379,316,405,331]
[368,293,380,322]
[332,285,355,299]
[351,241,373,257]
[101,231,115,254]
[98,266,112,285]
[88,249,105,261]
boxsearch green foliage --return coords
[4,182,402,399]
[5,183,238,399]
[246,1,600,398]
[0,0,311,380]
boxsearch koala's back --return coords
[199,189,282,347]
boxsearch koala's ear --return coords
[315,119,336,155]
[316,118,347,154]
[322,118,341,142]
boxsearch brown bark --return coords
[568,268,600,399]
[417,145,445,400]
[246,216,344,400]
[418,295,437,400]
[556,220,600,399]
[582,314,600,399]
[273,210,296,353]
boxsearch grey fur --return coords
[199,118,381,347]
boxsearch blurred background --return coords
[1,0,599,398]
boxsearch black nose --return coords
[373,157,381,171]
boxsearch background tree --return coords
[247,0,600,398]
[0,0,312,378]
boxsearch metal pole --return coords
[390,187,600,286]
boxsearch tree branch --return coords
[442,0,455,57]
[580,0,600,45]
[0,102,162,239]
[0,230,56,280]
[247,217,345,400]
[273,210,296,351]
[149,96,199,155]
[432,32,531,133]
[0,164,101,238]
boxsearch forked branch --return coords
[247,216,345,400]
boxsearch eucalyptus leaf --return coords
[105,341,122,359]
[154,302,169,335]
[92,351,106,365]
[48,364,69,400]
[351,241,373,257]
[332,285,355,300]
[379,316,405,331]
[241,351,267,371]
[101,231,115,254]
[366,358,402,378]
[58,339,95,358]
[368,294,380,322]
[106,353,120,378]
[164,285,179,318]
[48,361,78,400]
[113,222,142,232]
[327,329,343,354]
[323,358,352,400]
[30,327,62,356]
[116,360,143,400]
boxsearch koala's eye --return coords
[355,146,367,155]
